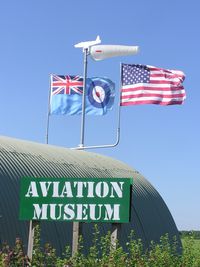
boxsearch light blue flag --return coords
[50,75,115,115]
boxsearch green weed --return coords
[1,225,200,266]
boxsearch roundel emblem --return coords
[88,79,111,108]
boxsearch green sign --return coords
[19,177,131,223]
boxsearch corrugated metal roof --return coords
[0,136,181,254]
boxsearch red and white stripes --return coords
[120,65,186,106]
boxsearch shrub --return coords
[1,225,200,266]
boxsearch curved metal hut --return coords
[0,136,181,254]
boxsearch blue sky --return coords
[0,0,199,230]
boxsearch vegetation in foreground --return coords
[0,226,200,267]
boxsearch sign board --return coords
[20,177,132,223]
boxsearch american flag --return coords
[51,75,83,95]
[120,64,186,106]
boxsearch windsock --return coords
[90,45,139,61]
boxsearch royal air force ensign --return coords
[86,77,115,115]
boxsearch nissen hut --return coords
[0,136,181,254]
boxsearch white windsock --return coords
[90,45,139,61]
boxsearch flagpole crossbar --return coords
[71,131,120,150]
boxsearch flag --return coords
[51,75,83,95]
[120,64,186,106]
[50,75,83,115]
[85,77,115,115]
[50,75,115,115]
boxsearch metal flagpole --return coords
[45,76,52,145]
[79,48,88,148]
[71,63,122,151]
[72,36,140,150]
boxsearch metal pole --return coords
[71,63,122,150]
[45,76,52,145]
[79,48,88,148]
[46,113,50,145]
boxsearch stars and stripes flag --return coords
[120,64,186,106]
[51,75,83,95]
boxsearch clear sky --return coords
[0,0,199,230]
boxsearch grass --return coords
[182,238,200,250]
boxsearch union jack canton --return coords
[51,75,83,95]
